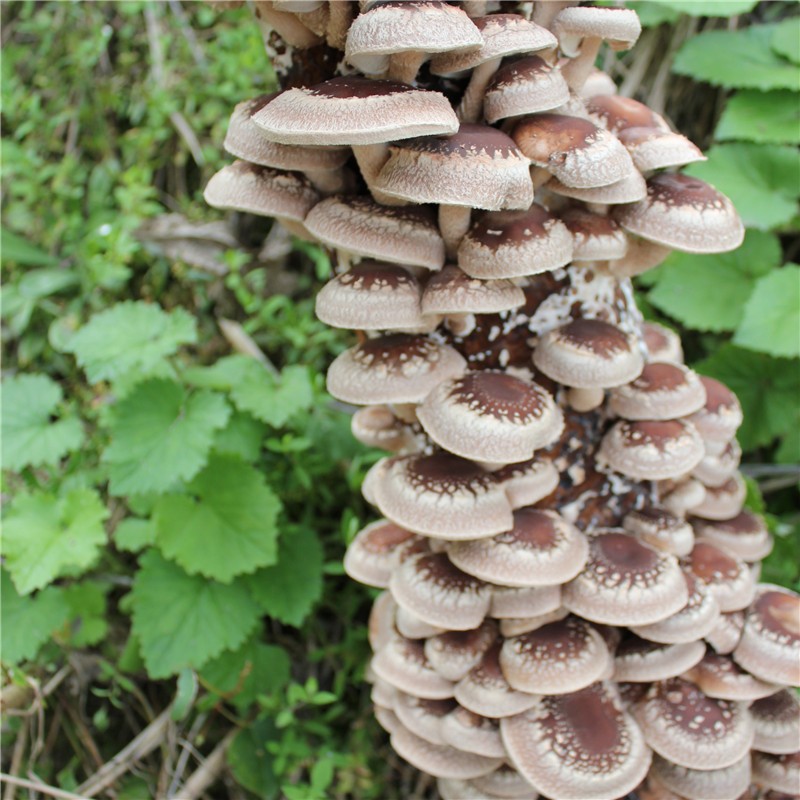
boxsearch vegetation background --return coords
[1,2,798,798]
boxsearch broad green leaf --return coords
[103,379,230,496]
[2,488,108,594]
[211,411,266,462]
[64,301,197,384]
[734,265,800,357]
[695,345,800,450]
[776,426,800,464]
[647,0,758,16]
[1,227,59,266]
[685,144,800,230]
[227,720,280,799]
[716,91,800,145]
[232,364,315,428]
[61,581,109,647]
[772,16,800,64]
[646,230,780,332]
[244,525,323,627]
[153,454,281,582]
[1,574,67,665]
[114,517,157,553]
[2,373,84,471]
[130,550,261,678]
[201,634,291,709]
[674,25,800,91]
[627,3,680,27]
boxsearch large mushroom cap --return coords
[587,94,670,135]
[484,55,570,123]
[685,541,756,613]
[613,173,744,254]
[420,265,526,316]
[561,207,628,261]
[613,636,706,683]
[684,650,779,701]
[500,681,652,800]
[609,362,707,421]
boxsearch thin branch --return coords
[2,718,29,800]
[171,728,237,800]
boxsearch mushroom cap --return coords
[369,590,398,651]
[417,371,563,464]
[622,507,695,558]
[392,692,456,746]
[613,173,744,254]
[733,585,800,686]
[374,124,534,210]
[483,55,570,123]
[631,572,721,645]
[587,94,671,135]
[533,318,643,390]
[345,1,483,74]
[203,161,318,221]
[439,706,506,758]
[304,196,446,269]
[315,262,424,330]
[691,510,772,562]
[686,375,743,444]
[751,751,800,795]
[424,619,499,682]
[326,334,467,405]
[421,266,526,316]
[547,170,648,204]
[458,206,574,279]
[684,541,756,613]
[372,452,514,539]
[613,636,706,683]
[512,113,635,189]
[500,606,570,637]
[395,604,445,639]
[553,7,642,55]
[706,610,745,655]
[643,322,684,364]
[689,473,747,521]
[492,458,560,510]
[390,551,492,631]
[609,362,707,421]
[471,764,540,798]
[501,681,652,800]
[691,438,742,488]
[684,651,779,701]
[431,14,556,75]
[750,690,800,755]
[633,677,754,770]
[561,207,628,261]
[448,508,588,587]
[650,753,752,800]
[343,518,421,588]
[598,419,705,481]
[618,127,706,172]
[490,583,563,620]
[562,531,689,626]
[251,77,459,145]
[351,405,418,453]
[500,616,612,695]
[372,634,455,699]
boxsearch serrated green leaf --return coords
[685,143,800,230]
[103,379,230,496]
[212,411,266,462]
[153,454,281,582]
[232,365,315,428]
[227,720,280,799]
[244,525,323,627]
[61,581,109,647]
[716,91,800,145]
[201,633,291,709]
[1,227,59,266]
[114,517,157,553]
[646,230,779,332]
[734,265,800,357]
[1,573,68,665]
[2,373,84,471]
[2,488,108,594]
[130,550,261,678]
[674,25,800,91]
[64,301,197,384]
[772,16,800,64]
[695,345,800,450]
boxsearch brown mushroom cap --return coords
[369,590,398,652]
[650,753,752,800]
[471,764,540,798]
[458,206,574,279]
[751,751,800,795]
[561,207,629,261]
[633,677,754,770]
[491,584,563,622]
[448,508,588,588]
[351,405,419,453]
[691,510,772,562]
[686,376,743,447]
[587,94,670,135]
[417,372,563,464]
[613,636,706,683]
[618,126,706,172]
[547,170,648,204]
[613,173,745,254]
[598,419,705,481]
[500,616,612,695]
[424,620,499,682]
[733,585,800,686]
[421,266,526,316]
[689,474,747,521]
[393,692,456,746]
[691,437,742,488]
[609,362,707,421]
[501,681,651,800]
[500,606,571,637]
[643,322,684,364]
[344,518,422,588]
[390,551,492,631]
[492,458,560,510]
[326,334,467,405]
[562,531,689,626]
[512,113,635,189]
[706,610,745,655]
[395,604,445,639]
[439,706,506,758]
[684,651,779,702]
[623,508,695,558]
[684,541,756,613]
[372,634,455,699]
[372,452,514,539]
[750,690,800,755]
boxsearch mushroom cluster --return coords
[205,3,799,799]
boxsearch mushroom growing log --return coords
[205,3,799,798]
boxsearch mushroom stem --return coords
[457,57,502,124]
[439,205,472,259]
[253,1,322,48]
[352,144,407,205]
[568,386,605,412]
[531,165,552,189]
[278,217,314,241]
[304,167,349,195]
[561,36,603,92]
[392,403,419,424]
[388,50,428,85]
[325,0,353,50]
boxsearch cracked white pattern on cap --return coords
[684,651,779,701]
[684,541,756,613]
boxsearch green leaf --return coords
[647,0,758,16]
[130,550,261,679]
[772,16,800,64]
[2,488,108,594]
[183,354,259,391]
[227,720,280,800]
[627,3,681,27]
[201,634,291,709]
[776,425,800,465]
[2,373,84,471]
[211,411,266,462]
[646,230,780,331]
[716,91,800,145]
[172,669,198,721]
[62,581,109,647]
[153,454,281,582]
[1,227,59,266]
[685,144,800,230]
[734,265,800,357]
[244,525,323,627]
[103,379,230,496]
[1,574,68,665]
[231,365,315,428]
[674,25,800,91]
[695,345,800,450]
[114,517,157,553]
[64,301,197,384]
